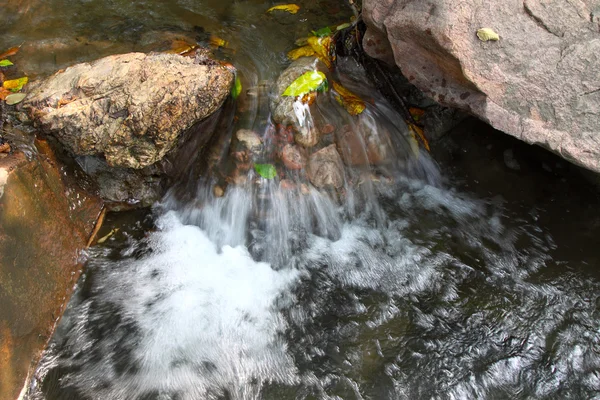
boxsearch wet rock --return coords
[281,144,306,170]
[270,57,326,147]
[213,185,224,197]
[0,140,103,400]
[25,51,233,169]
[363,0,600,173]
[307,144,345,189]
[336,115,391,166]
[235,129,262,152]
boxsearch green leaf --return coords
[282,70,327,97]
[476,28,499,41]
[0,59,13,67]
[254,163,277,179]
[231,75,242,99]
[312,26,332,37]
[5,93,26,105]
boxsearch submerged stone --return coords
[307,144,345,189]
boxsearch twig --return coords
[86,206,107,248]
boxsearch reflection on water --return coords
[4,0,599,399]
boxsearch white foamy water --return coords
[34,211,300,400]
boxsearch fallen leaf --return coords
[3,76,28,92]
[477,28,499,41]
[336,22,351,31]
[0,88,11,100]
[266,4,300,14]
[231,75,242,99]
[168,40,198,56]
[254,163,277,179]
[312,26,332,37]
[0,71,4,84]
[408,123,430,152]
[300,91,317,105]
[307,36,334,69]
[287,45,315,60]
[97,228,119,244]
[408,107,425,122]
[209,35,228,48]
[0,143,10,153]
[5,93,26,105]
[0,46,20,59]
[0,60,13,67]
[282,70,327,97]
[294,37,309,47]
[332,81,365,116]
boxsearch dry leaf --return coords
[0,46,20,59]
[408,123,430,152]
[332,81,365,116]
[408,107,425,122]
[0,143,10,153]
[300,91,317,105]
[209,35,228,48]
[5,93,26,105]
[477,28,499,41]
[97,228,119,244]
[0,87,11,100]
[307,36,334,69]
[287,45,315,60]
[168,40,198,56]
[266,4,300,14]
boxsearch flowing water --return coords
[2,1,600,399]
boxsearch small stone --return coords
[213,185,224,197]
[321,123,335,134]
[300,183,310,195]
[279,179,296,190]
[294,126,320,148]
[0,143,11,153]
[235,129,262,152]
[281,144,306,170]
[307,144,345,189]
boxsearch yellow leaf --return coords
[476,28,499,41]
[0,46,20,59]
[282,70,327,97]
[97,228,119,244]
[287,45,315,60]
[3,76,28,92]
[408,107,425,122]
[209,35,228,48]
[332,81,365,116]
[408,123,430,152]
[267,4,300,14]
[307,36,334,69]
[168,40,198,56]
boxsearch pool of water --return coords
[3,1,600,399]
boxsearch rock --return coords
[0,140,103,400]
[25,51,233,169]
[281,144,307,170]
[235,129,262,152]
[363,0,600,173]
[336,115,392,166]
[213,185,224,197]
[307,144,345,189]
[270,57,326,147]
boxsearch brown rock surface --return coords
[25,51,234,169]
[0,140,103,400]
[363,0,600,172]
[307,144,345,189]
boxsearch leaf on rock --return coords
[267,4,300,14]
[332,81,365,116]
[255,163,277,179]
[168,40,198,56]
[408,123,430,152]
[0,46,20,59]
[0,60,13,67]
[282,70,327,97]
[231,75,242,99]
[336,22,351,31]
[476,28,499,41]
[312,26,332,37]
[307,36,334,69]
[3,76,28,92]
[287,45,315,60]
[5,93,26,105]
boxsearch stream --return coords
[2,1,600,399]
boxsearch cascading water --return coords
[17,2,600,399]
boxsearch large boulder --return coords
[0,140,103,400]
[24,51,234,205]
[363,0,600,173]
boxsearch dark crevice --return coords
[523,3,563,38]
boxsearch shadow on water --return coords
[4,1,599,399]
